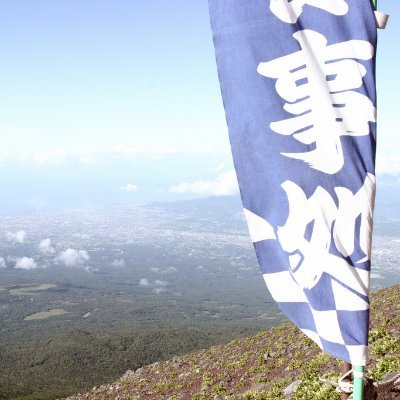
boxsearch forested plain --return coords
[1,195,399,399]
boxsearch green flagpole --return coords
[353,366,365,400]
[354,3,377,398]
[352,3,376,400]
[354,2,379,400]
[353,2,379,400]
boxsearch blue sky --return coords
[0,1,399,212]
[0,1,227,150]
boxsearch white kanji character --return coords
[257,29,375,174]
[270,0,348,23]
[277,173,375,292]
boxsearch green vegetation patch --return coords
[2,284,399,400]
[24,308,70,321]
[10,283,58,296]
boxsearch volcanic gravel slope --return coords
[61,284,400,400]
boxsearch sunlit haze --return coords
[0,1,398,212]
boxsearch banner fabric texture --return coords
[209,0,378,365]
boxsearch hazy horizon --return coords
[0,1,399,214]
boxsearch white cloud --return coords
[6,230,26,243]
[153,288,166,294]
[210,163,225,172]
[56,248,90,267]
[1,145,230,166]
[15,257,37,270]
[114,145,229,157]
[33,149,71,165]
[8,147,104,166]
[151,266,177,274]
[376,155,400,175]
[139,278,149,286]
[77,147,103,164]
[38,238,55,255]
[0,257,6,268]
[111,258,125,267]
[169,171,239,196]
[5,231,24,244]
[154,279,168,286]
[119,183,138,192]
[85,266,99,273]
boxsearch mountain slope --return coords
[61,284,400,400]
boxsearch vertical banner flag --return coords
[209,0,378,365]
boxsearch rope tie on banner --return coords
[320,369,353,394]
[374,10,389,29]
[320,370,400,399]
[372,0,390,29]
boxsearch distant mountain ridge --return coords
[148,195,245,222]
[148,188,400,236]
[61,284,400,400]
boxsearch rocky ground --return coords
[61,285,400,400]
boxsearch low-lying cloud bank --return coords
[6,230,26,244]
[56,249,90,267]
[169,171,239,196]
[14,257,37,270]
[38,238,55,255]
[112,258,125,267]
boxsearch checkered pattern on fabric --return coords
[263,271,369,364]
[209,0,377,365]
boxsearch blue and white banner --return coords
[209,0,378,365]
